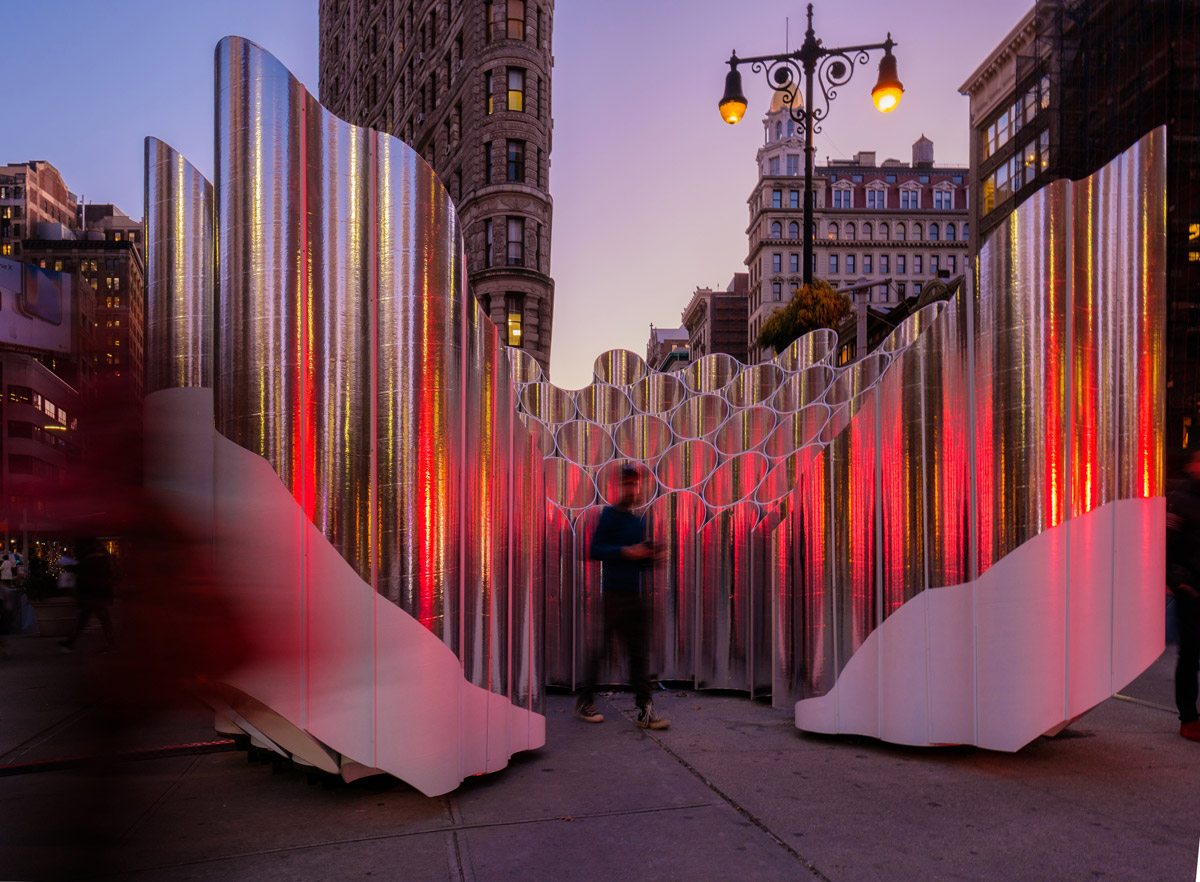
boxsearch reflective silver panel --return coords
[593,349,648,387]
[145,137,214,392]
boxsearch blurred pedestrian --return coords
[1166,450,1200,742]
[59,538,115,652]
[575,465,669,730]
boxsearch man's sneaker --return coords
[1181,720,1200,742]
[637,703,670,730]
[575,702,604,723]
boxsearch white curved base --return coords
[795,498,1165,751]
[145,388,545,796]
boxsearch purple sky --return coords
[1,0,1030,389]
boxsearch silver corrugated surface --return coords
[645,491,706,683]
[670,394,731,440]
[544,504,576,687]
[656,440,719,492]
[214,38,538,714]
[975,180,1070,575]
[145,137,214,392]
[696,501,760,690]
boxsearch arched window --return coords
[946,223,957,242]
[828,222,839,240]
[863,222,873,240]
[880,222,890,241]
[914,223,923,241]
[788,221,800,239]
[786,120,794,137]
[776,122,783,139]
[771,221,782,238]
[930,223,939,241]
[896,222,906,240]
[846,222,856,241]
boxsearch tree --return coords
[756,280,852,355]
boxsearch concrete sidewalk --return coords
[1,634,1196,881]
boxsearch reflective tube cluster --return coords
[143,37,544,792]
[520,131,1166,735]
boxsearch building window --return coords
[863,255,872,274]
[767,221,780,239]
[863,222,873,240]
[880,255,889,273]
[507,0,525,39]
[772,253,782,273]
[845,222,856,241]
[949,255,957,272]
[788,221,799,239]
[485,219,494,267]
[829,254,839,274]
[486,70,495,113]
[485,142,494,183]
[0,245,10,256]
[786,154,799,176]
[775,122,783,140]
[828,222,838,240]
[772,282,782,299]
[946,223,957,242]
[913,282,922,297]
[897,255,906,274]
[768,157,780,176]
[507,139,525,181]
[929,223,939,241]
[866,189,884,209]
[789,254,799,273]
[963,223,969,240]
[914,255,923,274]
[931,256,940,274]
[789,190,799,209]
[508,68,525,111]
[833,189,852,208]
[846,255,856,275]
[880,222,890,241]
[507,217,524,265]
[507,311,523,346]
[772,190,782,209]
[914,223,923,241]
[900,189,920,210]
[933,190,954,210]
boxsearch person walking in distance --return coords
[1166,451,1200,742]
[575,465,669,730]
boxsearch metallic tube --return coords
[772,365,834,412]
[656,439,719,492]
[683,353,739,394]
[702,451,769,510]
[714,406,777,456]
[574,382,633,426]
[144,137,214,392]
[556,420,616,468]
[773,328,837,371]
[612,413,673,462]
[631,371,687,414]
[727,364,784,407]
[521,382,577,423]
[696,501,759,690]
[593,349,648,387]
[670,393,731,440]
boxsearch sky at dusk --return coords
[1,0,1032,389]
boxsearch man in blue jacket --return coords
[575,465,669,730]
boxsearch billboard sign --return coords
[0,257,72,353]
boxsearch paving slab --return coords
[2,635,1198,882]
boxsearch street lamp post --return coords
[719,3,903,287]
